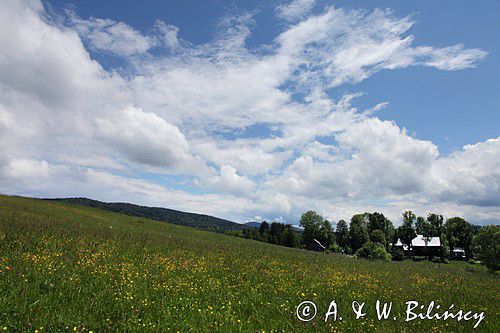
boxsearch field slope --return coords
[45,197,250,233]
[0,195,498,332]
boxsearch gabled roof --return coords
[411,234,441,247]
[313,238,326,250]
[394,239,409,250]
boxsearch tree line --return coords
[226,210,499,271]
[225,222,301,248]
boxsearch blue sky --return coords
[46,0,499,154]
[0,0,499,225]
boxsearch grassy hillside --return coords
[0,195,498,332]
[46,197,250,233]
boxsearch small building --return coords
[394,239,409,251]
[394,235,441,257]
[307,238,326,252]
[451,247,466,259]
[411,234,441,257]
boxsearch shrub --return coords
[391,247,405,261]
[432,257,448,264]
[328,243,342,253]
[356,242,391,261]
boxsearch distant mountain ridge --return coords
[244,221,262,228]
[46,197,252,233]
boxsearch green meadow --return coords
[0,195,498,332]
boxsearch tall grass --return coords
[0,195,498,332]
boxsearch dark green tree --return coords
[368,212,394,250]
[415,216,426,234]
[299,211,324,248]
[270,222,285,244]
[386,222,395,248]
[356,242,391,261]
[349,214,369,252]
[370,229,386,246]
[259,221,270,234]
[391,247,405,261]
[398,211,417,248]
[280,225,299,248]
[445,217,473,259]
[336,219,349,251]
[299,211,337,249]
[318,219,335,248]
[472,225,500,271]
[368,212,387,234]
[440,236,450,259]
[427,213,444,237]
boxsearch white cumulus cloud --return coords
[0,0,497,225]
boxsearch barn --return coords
[411,234,442,257]
[394,234,442,257]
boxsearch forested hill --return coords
[46,197,250,233]
[244,221,262,228]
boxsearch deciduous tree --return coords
[472,225,500,271]
[398,211,417,249]
[299,211,323,248]
[445,217,473,259]
[349,214,369,252]
[336,219,349,251]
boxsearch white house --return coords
[411,234,441,247]
[394,234,442,256]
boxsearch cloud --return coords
[0,1,111,111]
[415,44,488,70]
[276,7,487,89]
[154,20,181,50]
[67,12,155,56]
[276,0,316,22]
[94,106,192,167]
[204,165,255,195]
[0,0,122,170]
[1,158,55,181]
[431,138,500,207]
[67,11,185,56]
[0,159,255,219]
[0,0,497,225]
[192,140,292,176]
